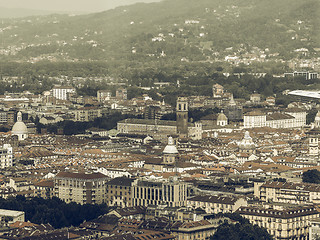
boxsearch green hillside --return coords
[1,0,319,62]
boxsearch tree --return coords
[307,109,318,125]
[302,169,320,184]
[211,222,273,240]
[0,196,110,229]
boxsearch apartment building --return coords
[54,172,108,204]
[34,180,54,199]
[106,177,134,208]
[238,205,320,240]
[309,218,320,240]
[255,181,320,205]
[52,86,75,100]
[132,177,187,208]
[171,219,228,240]
[74,107,102,122]
[0,144,13,169]
[116,88,127,100]
[244,111,266,128]
[187,195,247,214]
[97,90,112,102]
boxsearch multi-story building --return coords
[244,110,306,129]
[0,112,7,124]
[212,84,224,98]
[34,180,54,199]
[132,177,187,208]
[54,172,108,204]
[0,110,17,125]
[0,209,25,224]
[309,218,320,240]
[187,195,247,214]
[0,144,13,169]
[52,86,75,100]
[97,90,112,102]
[117,119,202,141]
[244,111,266,128]
[116,88,127,100]
[266,113,296,129]
[8,178,34,192]
[144,105,161,120]
[106,177,134,208]
[284,71,318,80]
[74,107,102,122]
[254,181,320,205]
[171,219,228,240]
[284,108,306,128]
[237,205,320,240]
[250,93,261,103]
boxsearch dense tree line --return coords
[211,213,273,240]
[161,107,221,122]
[302,169,320,184]
[1,60,319,104]
[36,112,143,135]
[0,196,110,229]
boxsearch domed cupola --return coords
[217,111,228,126]
[163,136,178,165]
[12,111,28,141]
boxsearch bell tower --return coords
[308,129,320,159]
[176,97,188,138]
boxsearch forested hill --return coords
[1,0,319,62]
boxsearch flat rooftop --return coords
[288,90,320,99]
[0,209,24,217]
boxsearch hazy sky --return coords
[0,0,162,13]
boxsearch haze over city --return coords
[0,0,162,13]
[0,0,320,239]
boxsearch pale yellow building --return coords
[255,181,320,205]
[187,195,247,214]
[117,118,202,141]
[0,209,25,224]
[74,107,102,122]
[106,177,134,208]
[171,219,227,240]
[54,172,108,204]
[238,205,320,240]
[132,177,187,207]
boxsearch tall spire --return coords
[229,94,236,106]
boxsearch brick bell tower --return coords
[176,97,188,138]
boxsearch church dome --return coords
[217,112,227,121]
[12,112,28,141]
[239,131,255,150]
[12,122,28,134]
[163,137,178,154]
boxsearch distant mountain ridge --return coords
[0,0,319,62]
[0,0,162,18]
[0,7,84,18]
